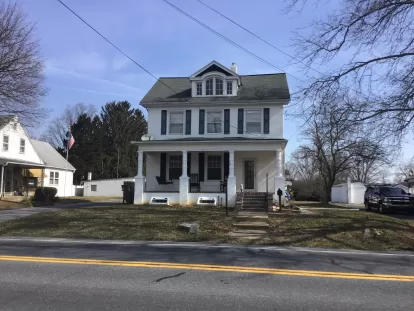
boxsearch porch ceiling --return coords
[131,138,287,152]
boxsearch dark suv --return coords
[364,186,414,213]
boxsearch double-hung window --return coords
[50,172,59,185]
[207,155,222,180]
[215,79,223,95]
[2,135,9,151]
[20,139,25,153]
[206,111,222,133]
[245,109,262,134]
[206,78,213,95]
[169,155,182,180]
[169,112,184,134]
[196,82,202,96]
[226,81,233,95]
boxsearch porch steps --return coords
[230,204,269,240]
[230,230,269,240]
[233,221,269,230]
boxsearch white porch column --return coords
[274,150,285,205]
[134,150,145,205]
[0,165,4,199]
[227,150,236,207]
[179,150,189,205]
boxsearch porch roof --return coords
[131,137,287,152]
[0,157,46,168]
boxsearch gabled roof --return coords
[190,60,239,78]
[31,140,75,171]
[141,73,290,104]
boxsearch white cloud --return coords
[112,54,131,71]
[47,50,108,74]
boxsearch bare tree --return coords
[41,103,96,148]
[394,156,414,183]
[0,2,47,126]
[287,0,414,143]
[299,92,391,203]
[286,148,319,181]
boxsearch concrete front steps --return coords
[230,211,269,240]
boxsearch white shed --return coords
[331,179,366,204]
[83,178,133,197]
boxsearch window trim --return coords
[196,82,202,96]
[49,171,59,185]
[2,135,9,151]
[244,109,263,134]
[168,111,185,135]
[19,138,25,154]
[226,81,233,95]
[206,154,223,181]
[205,78,214,96]
[205,110,223,134]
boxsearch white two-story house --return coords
[132,61,289,207]
[0,116,75,197]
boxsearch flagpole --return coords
[64,132,68,198]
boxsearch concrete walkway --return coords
[230,211,269,240]
[0,201,121,223]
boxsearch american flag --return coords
[66,131,75,150]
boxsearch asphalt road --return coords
[1,259,413,310]
[0,238,414,310]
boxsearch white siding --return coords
[331,182,366,204]
[350,183,366,204]
[83,178,133,197]
[331,184,348,203]
[0,122,43,164]
[43,168,74,197]
[147,105,284,141]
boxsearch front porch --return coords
[132,139,287,207]
[0,160,46,198]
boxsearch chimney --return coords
[87,172,92,181]
[230,63,238,74]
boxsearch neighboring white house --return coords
[0,116,75,197]
[331,179,366,204]
[83,178,133,197]
[132,61,290,207]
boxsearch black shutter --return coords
[238,109,244,134]
[224,152,229,178]
[263,108,269,134]
[187,152,191,176]
[160,153,166,180]
[199,109,205,135]
[224,109,230,134]
[161,110,167,135]
[198,152,205,181]
[185,110,191,135]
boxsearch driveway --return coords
[0,201,121,223]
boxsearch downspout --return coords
[0,162,9,199]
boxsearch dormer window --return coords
[227,81,233,95]
[206,78,213,95]
[215,78,223,95]
[196,82,202,96]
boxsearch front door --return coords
[243,160,255,191]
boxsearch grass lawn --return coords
[0,205,234,243]
[265,210,414,251]
[0,200,25,210]
[292,201,350,209]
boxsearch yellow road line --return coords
[0,255,413,282]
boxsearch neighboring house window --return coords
[2,135,9,151]
[245,109,262,134]
[169,155,182,179]
[91,185,97,192]
[207,155,222,180]
[49,172,59,185]
[169,112,184,134]
[196,82,202,95]
[226,81,233,95]
[206,111,222,133]
[206,78,213,95]
[215,78,223,95]
[20,138,25,153]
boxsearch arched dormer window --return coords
[215,78,223,95]
[206,78,213,95]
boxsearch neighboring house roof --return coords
[0,158,47,167]
[31,139,75,171]
[141,74,290,104]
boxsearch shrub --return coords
[21,197,34,207]
[34,187,58,202]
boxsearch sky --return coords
[17,0,414,164]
